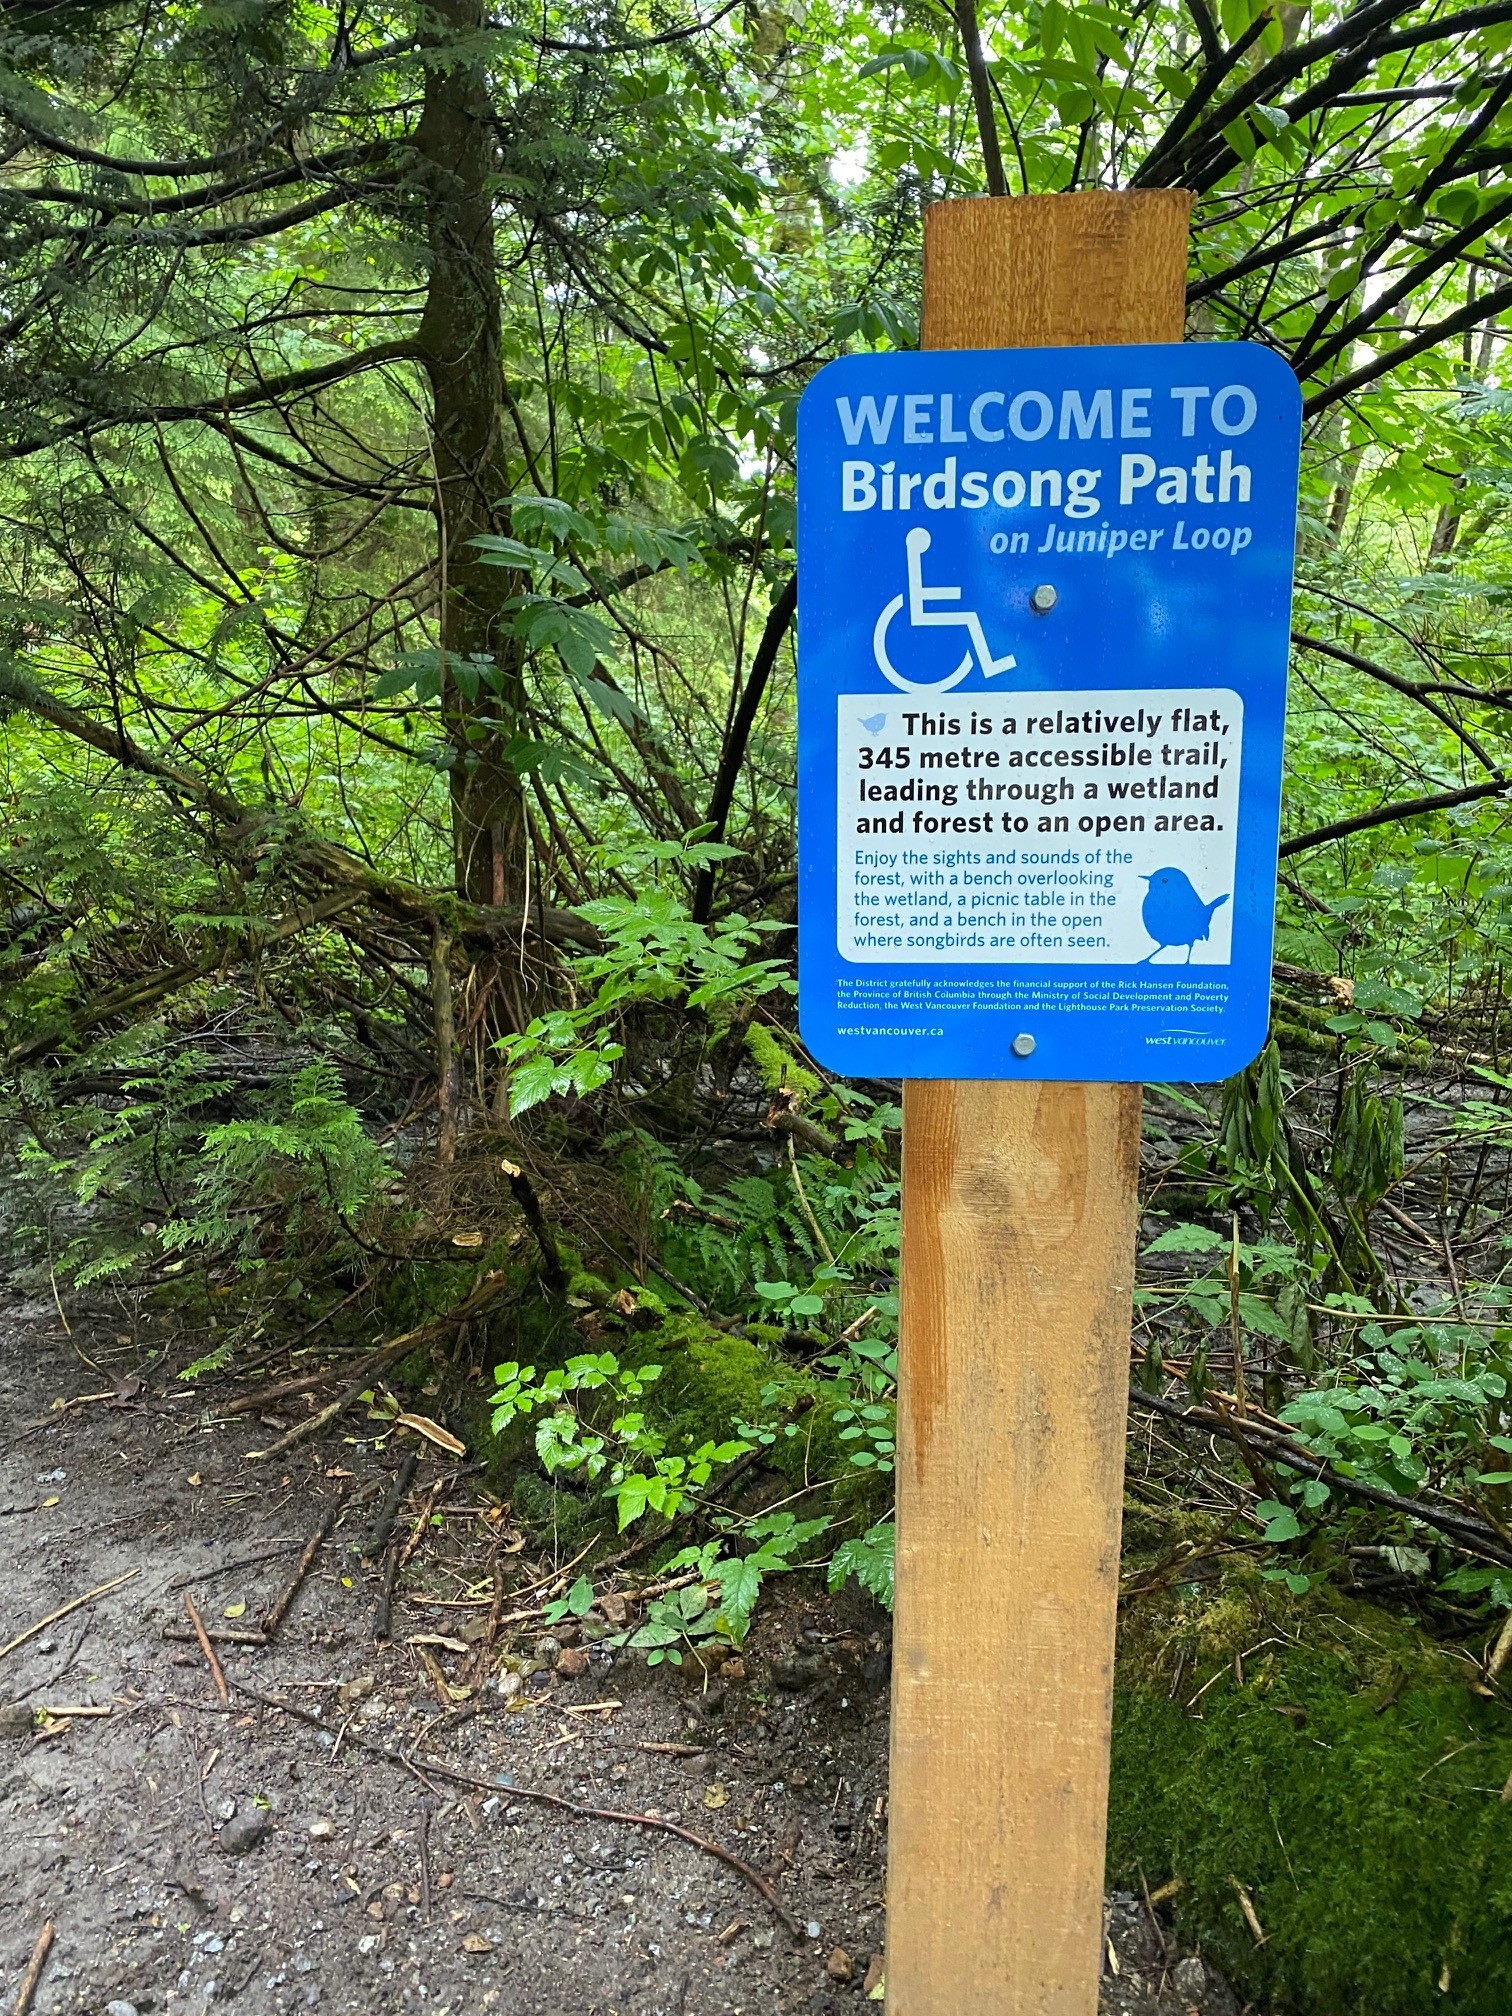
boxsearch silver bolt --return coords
[1029,583,1058,614]
[1010,1032,1036,1059]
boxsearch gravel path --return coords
[1,1294,1247,2015]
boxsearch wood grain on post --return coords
[886,189,1192,2016]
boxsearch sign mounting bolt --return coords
[1011,1032,1036,1059]
[1029,584,1058,615]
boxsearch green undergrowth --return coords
[442,1296,881,1550]
[1110,1537,1512,2013]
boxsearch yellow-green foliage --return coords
[1111,1544,1512,2012]
[743,1022,821,1102]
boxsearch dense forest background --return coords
[5,1,1512,2000]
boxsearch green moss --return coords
[642,1315,838,1483]
[1110,1553,1512,2012]
[744,1021,821,1100]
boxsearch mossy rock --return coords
[1110,1546,1512,2013]
[637,1315,883,1515]
[446,1308,887,1525]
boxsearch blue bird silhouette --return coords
[1139,867,1229,963]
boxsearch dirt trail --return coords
[1,1296,1246,2015]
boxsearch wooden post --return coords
[885,190,1192,2016]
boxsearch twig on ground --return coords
[374,1541,400,1645]
[232,1682,803,1936]
[183,1593,229,1704]
[13,1922,54,2016]
[418,1795,436,1925]
[362,1449,419,1560]
[1486,1608,1512,1684]
[398,1478,447,1569]
[1229,1875,1268,1944]
[16,1617,92,1702]
[0,1569,141,1666]
[163,1625,269,1647]
[261,1500,342,1642]
[216,1278,376,1382]
[168,1541,302,1591]
[467,1561,507,1687]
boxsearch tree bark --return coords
[412,0,528,913]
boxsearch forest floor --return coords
[1,1294,1250,2016]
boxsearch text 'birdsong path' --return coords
[837,688,1240,964]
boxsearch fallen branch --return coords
[13,1922,53,2016]
[5,890,364,1068]
[260,1500,342,1642]
[1131,1386,1512,1567]
[0,1568,141,1666]
[231,1682,802,1936]
[222,1335,422,1419]
[362,1449,419,1560]
[235,1268,513,1441]
[498,1159,567,1291]
[183,1593,229,1705]
[162,1625,269,1647]
[0,663,600,961]
[373,1541,400,1645]
[167,1541,303,1591]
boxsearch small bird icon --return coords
[1139,867,1229,963]
[860,712,887,734]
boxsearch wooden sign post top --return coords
[922,189,1193,349]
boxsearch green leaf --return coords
[1255,1499,1304,1543]
[1144,1224,1228,1253]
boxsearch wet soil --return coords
[1,1296,1248,2015]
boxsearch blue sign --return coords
[796,343,1301,1085]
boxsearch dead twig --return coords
[1229,1874,1268,1944]
[411,1750,802,1934]
[467,1560,507,1688]
[1486,1608,1512,1685]
[374,1541,400,1645]
[233,1682,802,1936]
[220,1340,404,1420]
[163,1626,269,1648]
[13,1923,54,2016]
[232,1270,513,1432]
[498,1159,567,1290]
[261,1500,342,1642]
[1130,1386,1512,1567]
[183,1593,229,1704]
[212,1277,375,1383]
[398,1477,449,1569]
[0,1569,141,1666]
[362,1449,419,1560]
[167,1541,303,1592]
[418,1794,436,1925]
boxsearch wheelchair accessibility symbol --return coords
[872,527,1017,694]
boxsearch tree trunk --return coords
[412,0,528,914]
